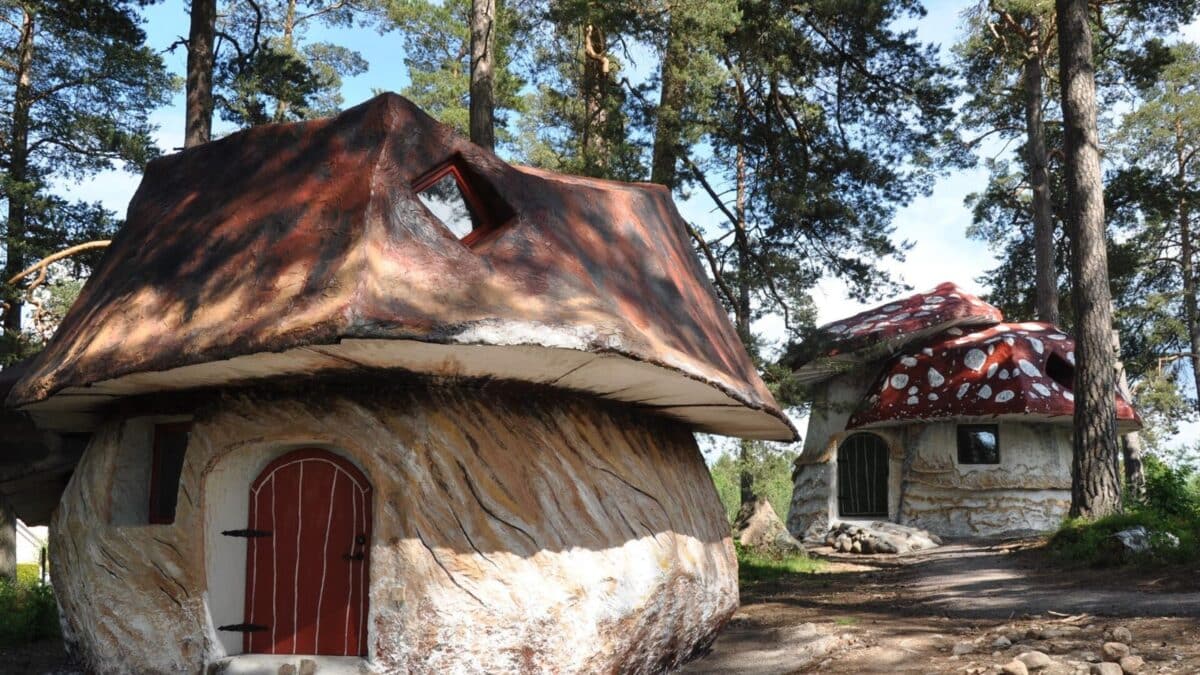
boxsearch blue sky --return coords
[57,0,1199,449]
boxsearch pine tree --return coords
[0,0,171,363]
[1057,0,1122,518]
[215,0,374,126]
[383,0,524,143]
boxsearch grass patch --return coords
[0,572,59,647]
[1048,455,1200,568]
[736,543,825,584]
[1049,509,1199,567]
[833,616,858,626]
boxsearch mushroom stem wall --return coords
[50,385,738,674]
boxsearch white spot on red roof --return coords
[890,374,909,389]
[1028,337,1044,354]
[1033,382,1051,397]
[987,363,998,378]
[1067,351,1075,365]
[965,349,987,371]
[928,367,945,387]
[906,396,919,405]
[1018,360,1041,377]
[1063,390,1074,401]
[957,383,970,399]
[900,356,918,367]
[995,390,1015,403]
[978,385,992,399]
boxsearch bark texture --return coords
[1023,38,1060,325]
[0,495,14,580]
[1056,0,1122,518]
[3,8,35,334]
[650,17,686,188]
[184,0,216,147]
[469,0,496,150]
[50,385,737,674]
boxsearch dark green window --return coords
[957,425,999,465]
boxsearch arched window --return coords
[837,433,889,518]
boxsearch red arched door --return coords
[243,449,371,656]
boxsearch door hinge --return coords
[221,529,272,538]
[217,623,268,633]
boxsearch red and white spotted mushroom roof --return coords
[847,322,1141,430]
[793,282,1004,384]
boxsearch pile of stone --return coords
[823,521,942,555]
[953,623,1148,675]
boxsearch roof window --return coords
[412,159,511,245]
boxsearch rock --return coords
[952,641,976,656]
[1018,650,1053,670]
[734,498,806,555]
[298,660,316,675]
[1080,651,1099,663]
[1027,628,1045,640]
[1090,664,1122,675]
[851,539,862,553]
[993,635,1013,649]
[277,666,297,675]
[835,534,852,552]
[1002,659,1030,675]
[1101,643,1130,662]
[1110,627,1132,644]
[1118,655,1144,674]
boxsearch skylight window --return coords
[416,170,481,239]
[412,160,512,244]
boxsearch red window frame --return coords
[148,421,192,525]
[411,159,500,246]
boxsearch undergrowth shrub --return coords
[0,572,60,646]
[735,542,825,584]
[1050,455,1200,567]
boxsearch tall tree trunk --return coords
[651,9,686,188]
[1023,36,1060,325]
[3,9,35,337]
[469,0,497,150]
[582,21,609,174]
[1177,124,1200,415]
[1056,0,1122,519]
[1112,329,1145,498]
[273,0,298,123]
[0,496,14,581]
[733,140,757,508]
[185,0,217,147]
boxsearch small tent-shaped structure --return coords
[0,94,795,674]
[788,283,1138,541]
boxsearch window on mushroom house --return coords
[413,160,508,244]
[957,424,999,465]
[1045,353,1075,390]
[148,422,192,524]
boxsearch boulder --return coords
[734,497,806,555]
[1017,650,1053,670]
[1002,660,1029,675]
[1118,655,1144,674]
[1108,526,1180,560]
[1101,643,1130,662]
[1090,664,1122,675]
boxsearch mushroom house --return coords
[0,94,796,674]
[788,283,1139,541]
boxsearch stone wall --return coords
[50,383,737,674]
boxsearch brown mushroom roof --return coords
[793,282,1003,384]
[6,93,794,441]
[848,322,1141,430]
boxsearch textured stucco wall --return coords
[899,420,1071,537]
[50,385,737,674]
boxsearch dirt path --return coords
[683,540,1200,674]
